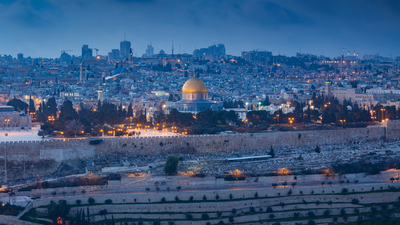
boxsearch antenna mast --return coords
[172,38,174,55]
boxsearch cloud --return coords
[0,0,399,58]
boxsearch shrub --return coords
[228,215,234,223]
[105,199,112,204]
[201,213,209,220]
[229,194,233,200]
[287,189,292,195]
[323,209,330,216]
[328,200,332,205]
[307,211,315,218]
[267,206,273,212]
[341,188,348,194]
[175,196,180,202]
[282,181,288,186]
[340,208,346,215]
[88,197,95,204]
[76,199,81,205]
[206,223,211,225]
[250,207,256,213]
[189,196,193,201]
[153,220,160,225]
[272,183,278,188]
[99,209,107,217]
[269,214,275,219]
[308,220,315,225]
[351,198,360,204]
[316,200,320,205]
[279,202,285,208]
[294,212,300,218]
[215,194,219,200]
[185,214,193,220]
[381,204,389,211]
[231,208,237,215]
[357,216,364,225]
[51,191,57,196]
[333,216,338,222]
[161,197,166,202]
[164,156,179,174]
[254,192,258,198]
[218,220,224,225]
[203,195,207,201]
[354,208,360,214]
[343,215,348,221]
[217,211,222,217]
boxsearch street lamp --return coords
[4,119,10,128]
[288,117,294,124]
[339,119,346,128]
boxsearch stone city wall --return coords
[0,120,399,182]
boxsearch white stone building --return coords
[0,106,31,129]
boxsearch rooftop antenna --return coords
[172,38,174,55]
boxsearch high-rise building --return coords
[108,49,120,61]
[60,52,71,64]
[17,53,23,62]
[120,40,131,59]
[241,50,272,63]
[81,45,93,60]
[193,44,225,58]
[146,44,154,57]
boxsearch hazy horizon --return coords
[1,0,399,58]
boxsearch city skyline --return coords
[0,0,399,58]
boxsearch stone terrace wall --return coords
[0,120,399,182]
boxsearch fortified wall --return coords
[0,120,399,183]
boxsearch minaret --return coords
[80,61,86,82]
[98,85,104,102]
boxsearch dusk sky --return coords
[1,0,400,58]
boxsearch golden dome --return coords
[182,77,207,94]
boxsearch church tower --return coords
[129,48,133,66]
[80,61,87,82]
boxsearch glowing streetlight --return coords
[4,119,10,127]
[339,119,346,128]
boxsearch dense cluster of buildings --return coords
[0,40,400,125]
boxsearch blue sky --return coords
[1,0,400,58]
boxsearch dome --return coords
[113,68,122,75]
[121,68,129,73]
[182,77,207,94]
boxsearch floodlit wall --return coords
[0,120,399,182]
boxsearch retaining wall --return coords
[0,120,399,183]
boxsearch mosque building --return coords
[166,77,222,114]
[0,106,31,129]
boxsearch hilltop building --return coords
[166,77,222,114]
[0,106,31,129]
